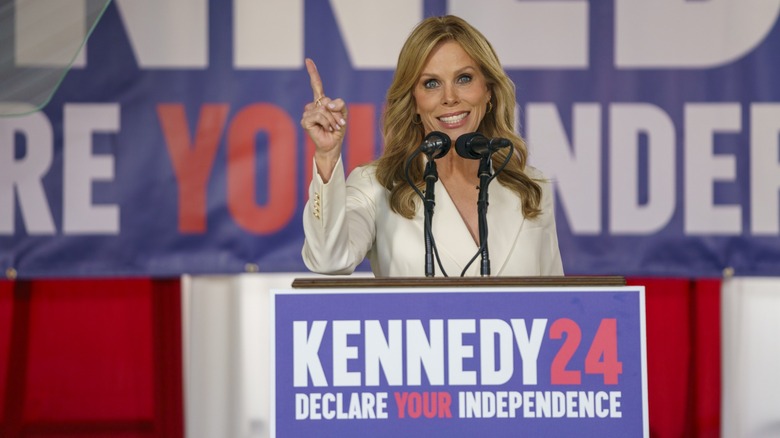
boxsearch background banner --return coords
[2,0,780,277]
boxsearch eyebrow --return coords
[419,65,478,79]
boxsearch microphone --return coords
[419,131,451,159]
[455,132,511,160]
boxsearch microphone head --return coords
[420,131,451,159]
[490,137,513,150]
[455,132,488,160]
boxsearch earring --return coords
[487,100,493,113]
[412,114,422,125]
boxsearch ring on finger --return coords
[315,97,323,107]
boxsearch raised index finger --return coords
[305,58,325,101]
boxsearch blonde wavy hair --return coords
[374,15,542,219]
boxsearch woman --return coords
[300,15,563,277]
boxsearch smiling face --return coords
[412,40,491,142]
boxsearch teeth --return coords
[439,113,467,124]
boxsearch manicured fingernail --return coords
[328,103,336,109]
[339,118,346,126]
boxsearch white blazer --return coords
[302,158,563,277]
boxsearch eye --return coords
[457,74,472,84]
[423,78,439,89]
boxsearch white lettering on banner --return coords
[292,319,546,388]
[333,320,361,387]
[406,319,445,386]
[294,320,328,387]
[3,102,779,237]
[114,0,208,68]
[480,319,514,385]
[457,390,622,419]
[13,1,778,70]
[63,104,120,234]
[609,104,676,234]
[616,0,780,68]
[526,104,602,234]
[331,0,422,69]
[295,392,389,420]
[365,320,403,386]
[15,0,87,67]
[512,319,547,386]
[292,389,625,421]
[448,319,477,386]
[751,104,780,234]
[450,0,588,68]
[525,103,780,236]
[684,104,742,234]
[0,112,55,234]
[480,319,547,386]
[234,0,303,68]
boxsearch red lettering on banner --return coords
[436,391,453,418]
[158,104,229,233]
[394,391,409,418]
[548,318,623,385]
[585,318,623,384]
[227,104,296,234]
[159,102,378,233]
[550,318,583,385]
[408,392,421,418]
[345,104,377,174]
[394,391,452,419]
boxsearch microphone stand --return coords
[477,155,492,276]
[423,158,438,277]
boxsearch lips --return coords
[437,112,468,125]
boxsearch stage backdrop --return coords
[2,0,780,278]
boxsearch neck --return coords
[436,153,480,182]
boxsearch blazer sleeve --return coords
[301,157,377,274]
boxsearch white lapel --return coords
[486,180,525,275]
[430,179,480,276]
[423,174,525,277]
[434,179,526,277]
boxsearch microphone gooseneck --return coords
[404,131,452,277]
[454,132,514,276]
[420,131,451,277]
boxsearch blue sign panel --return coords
[272,286,648,437]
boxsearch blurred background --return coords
[2,1,780,437]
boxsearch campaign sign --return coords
[271,286,648,437]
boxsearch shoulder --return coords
[346,162,385,199]
[525,164,556,220]
[524,164,552,193]
[346,162,378,186]
[524,164,546,181]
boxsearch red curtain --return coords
[1,277,719,437]
[628,278,721,438]
[0,279,182,438]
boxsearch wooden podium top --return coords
[291,275,626,289]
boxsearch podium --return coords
[270,276,648,437]
[291,275,627,288]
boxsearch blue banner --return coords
[272,286,648,437]
[1,1,780,277]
